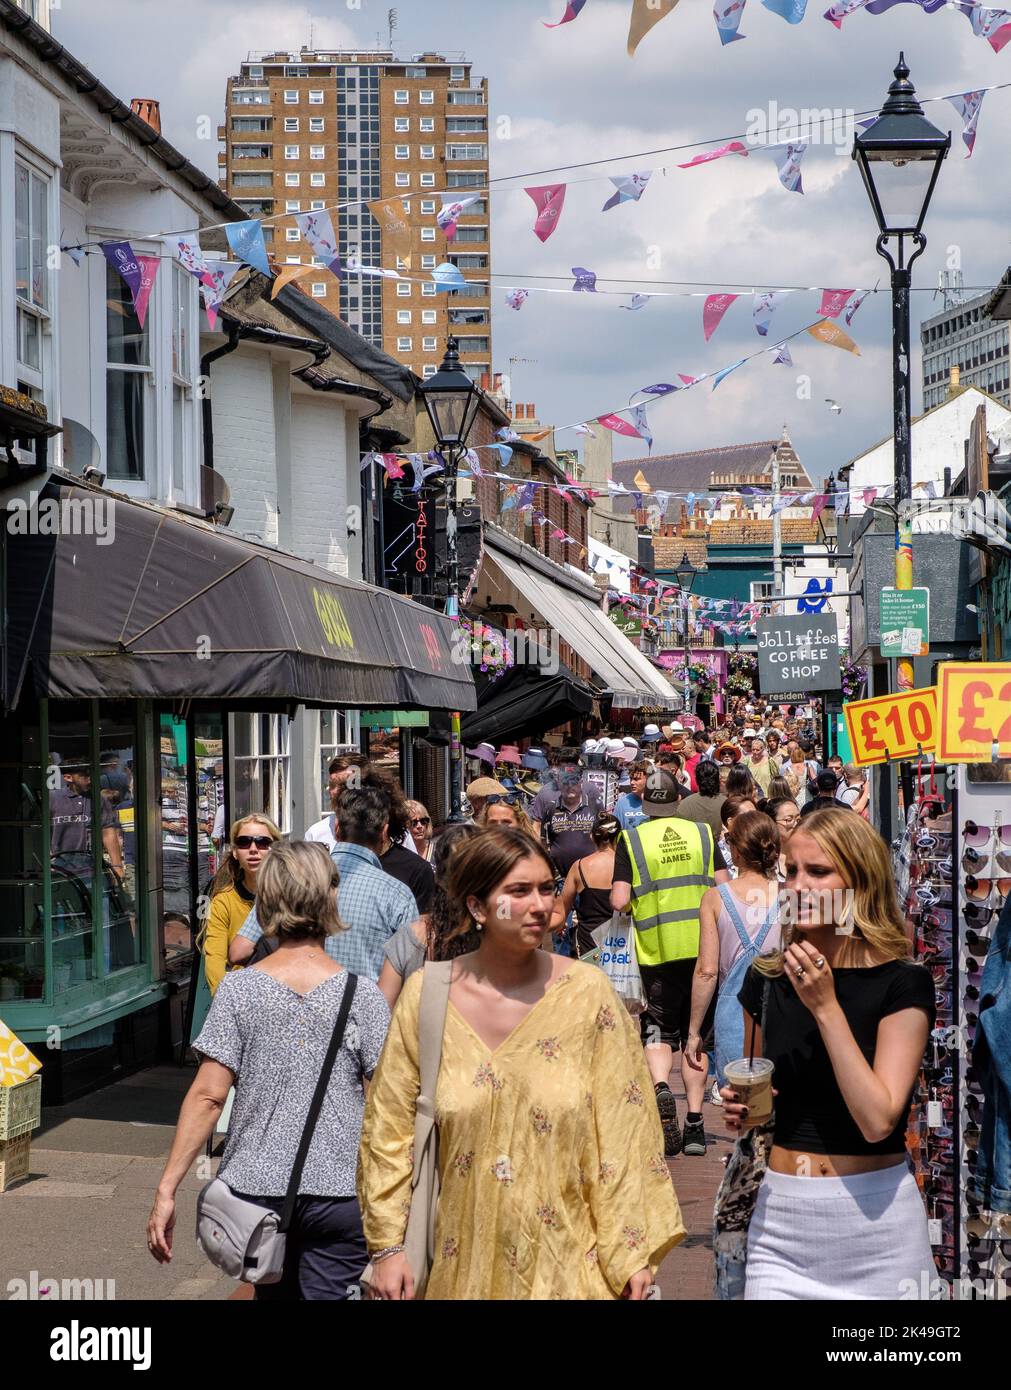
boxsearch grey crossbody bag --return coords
[196,973,358,1285]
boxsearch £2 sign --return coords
[939,662,1011,763]
[844,687,938,767]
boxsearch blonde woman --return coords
[404,800,434,862]
[201,814,281,995]
[722,808,936,1300]
[149,842,389,1300]
[476,795,536,838]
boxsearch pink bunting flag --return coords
[544,0,588,26]
[862,487,877,507]
[525,184,567,242]
[506,288,530,311]
[678,141,749,169]
[199,261,243,330]
[966,4,1011,53]
[134,254,161,330]
[819,288,855,319]
[703,293,739,342]
[946,90,986,157]
[823,0,868,26]
[382,454,406,480]
[597,413,644,439]
[438,195,481,240]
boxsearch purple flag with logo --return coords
[946,90,986,156]
[714,0,748,42]
[102,241,143,309]
[225,220,272,277]
[572,267,598,292]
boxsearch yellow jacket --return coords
[203,884,255,995]
[620,817,715,966]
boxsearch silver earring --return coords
[473,919,484,933]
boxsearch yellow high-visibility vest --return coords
[621,816,715,966]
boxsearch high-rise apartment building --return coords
[921,288,1011,412]
[220,47,491,381]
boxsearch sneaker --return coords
[655,1085,682,1157]
[710,1080,724,1107]
[682,1117,707,1157]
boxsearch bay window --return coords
[15,160,49,393]
[106,262,151,481]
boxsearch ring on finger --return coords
[795,966,806,978]
[814,957,825,968]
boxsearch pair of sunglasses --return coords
[964,901,998,925]
[484,793,518,807]
[966,928,994,953]
[409,816,431,827]
[965,875,1011,901]
[964,820,1011,849]
[234,835,273,850]
[963,846,1011,875]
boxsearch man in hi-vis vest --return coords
[611,768,730,1159]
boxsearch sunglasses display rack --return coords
[954,769,1011,1300]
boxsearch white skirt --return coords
[745,1161,935,1300]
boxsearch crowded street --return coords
[1,0,1010,1357]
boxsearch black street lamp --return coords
[419,337,482,821]
[853,55,949,704]
[674,550,698,716]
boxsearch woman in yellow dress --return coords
[358,827,685,1300]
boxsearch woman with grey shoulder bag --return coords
[147,841,390,1300]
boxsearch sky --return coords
[53,0,1011,489]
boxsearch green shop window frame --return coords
[0,699,156,1042]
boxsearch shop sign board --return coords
[844,687,937,767]
[756,614,841,696]
[879,587,930,657]
[938,662,1011,762]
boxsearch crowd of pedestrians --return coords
[147,696,935,1301]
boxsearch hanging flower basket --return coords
[840,658,868,702]
[459,616,514,679]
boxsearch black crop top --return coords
[738,960,935,1156]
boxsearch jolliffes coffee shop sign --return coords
[756,614,841,696]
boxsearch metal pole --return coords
[772,436,783,599]
[445,446,464,822]
[891,255,916,811]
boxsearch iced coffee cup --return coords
[723,1057,775,1127]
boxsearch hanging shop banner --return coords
[844,687,938,767]
[938,662,1011,762]
[879,587,930,657]
[756,613,841,695]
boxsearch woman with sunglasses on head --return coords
[359,828,685,1300]
[378,823,480,1010]
[404,800,434,862]
[476,793,536,837]
[722,808,936,1300]
[201,815,282,996]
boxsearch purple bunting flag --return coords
[946,90,986,157]
[602,170,653,211]
[102,241,142,309]
[572,266,598,292]
[544,0,588,26]
[770,342,794,366]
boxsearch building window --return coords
[420,199,436,214]
[285,66,309,78]
[309,90,324,104]
[421,282,437,297]
[451,66,466,80]
[750,582,774,604]
[394,89,409,104]
[171,263,195,497]
[106,261,150,481]
[310,145,324,159]
[423,336,437,352]
[396,283,412,297]
[310,172,325,186]
[14,160,49,392]
[397,337,413,352]
[423,363,438,378]
[421,255,437,269]
[397,310,412,324]
[420,117,435,133]
[284,144,299,159]
[233,714,291,833]
[419,172,436,187]
[422,309,437,324]
[420,145,435,160]
[285,199,301,213]
[394,117,410,132]
[395,144,409,160]
[248,65,264,78]
[284,117,299,132]
[312,283,327,298]
[285,172,300,186]
[395,172,410,187]
[285,227,300,242]
[310,200,325,210]
[421,227,436,242]
[420,90,434,105]
[447,143,487,161]
[309,116,324,132]
[406,67,427,79]
[447,89,484,105]
[284,90,299,104]
[285,256,301,264]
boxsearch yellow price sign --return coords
[844,687,938,767]
[938,662,1011,763]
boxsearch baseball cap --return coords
[643,769,681,816]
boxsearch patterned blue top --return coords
[237,842,418,981]
[194,968,389,1197]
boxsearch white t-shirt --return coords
[305,815,337,851]
[836,783,862,807]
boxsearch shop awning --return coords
[3,477,476,712]
[478,528,679,710]
[461,662,595,746]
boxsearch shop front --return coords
[1,476,475,1099]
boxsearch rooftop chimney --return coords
[948,365,961,395]
[130,99,162,134]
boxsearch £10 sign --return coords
[844,687,938,767]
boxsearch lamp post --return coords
[419,338,482,821]
[674,550,699,716]
[853,56,949,699]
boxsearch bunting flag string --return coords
[295,211,342,276]
[678,140,750,169]
[753,290,790,337]
[819,288,855,319]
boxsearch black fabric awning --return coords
[460,662,594,746]
[3,479,476,712]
